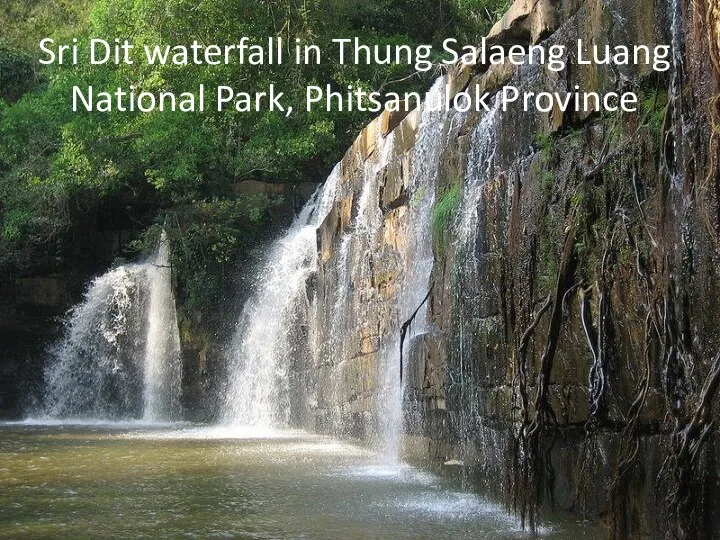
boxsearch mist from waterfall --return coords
[42,234,182,421]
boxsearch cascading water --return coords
[42,234,181,421]
[222,167,340,428]
[317,126,396,433]
[379,78,454,463]
[142,231,182,421]
[223,77,453,463]
[450,96,503,479]
[43,266,145,419]
[456,96,501,252]
[667,0,687,191]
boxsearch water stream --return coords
[142,231,182,422]
[42,234,181,421]
[379,78,453,463]
[223,168,340,427]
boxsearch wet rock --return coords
[291,0,720,536]
[488,0,559,45]
[380,105,413,137]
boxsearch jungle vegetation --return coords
[0,0,509,310]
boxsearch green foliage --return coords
[0,0,510,314]
[453,0,513,37]
[130,194,281,310]
[338,0,511,46]
[531,150,561,295]
[537,213,560,295]
[533,130,555,161]
[540,170,555,196]
[570,183,604,284]
[0,0,91,52]
[432,181,462,255]
[0,43,38,102]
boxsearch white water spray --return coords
[43,234,182,421]
[379,77,453,464]
[223,167,340,427]
[143,231,182,421]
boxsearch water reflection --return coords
[0,424,594,539]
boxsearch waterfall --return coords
[456,96,501,253]
[317,126,396,434]
[42,234,181,421]
[667,0,682,182]
[379,77,453,463]
[451,96,503,471]
[43,266,145,419]
[222,77,453,461]
[142,231,182,421]
[222,167,340,428]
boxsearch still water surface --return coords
[0,423,597,539]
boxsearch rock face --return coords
[286,0,720,537]
[0,231,133,418]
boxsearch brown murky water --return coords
[0,422,601,539]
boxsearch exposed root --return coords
[517,294,553,423]
[582,228,615,425]
[663,349,720,539]
[575,279,610,517]
[399,284,433,382]
[691,0,720,245]
[512,293,551,529]
[609,225,661,539]
[610,310,654,538]
[514,218,577,532]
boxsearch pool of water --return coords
[0,423,598,539]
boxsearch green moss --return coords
[537,225,560,294]
[540,170,555,196]
[533,131,555,160]
[410,184,428,208]
[640,88,668,140]
[432,182,462,256]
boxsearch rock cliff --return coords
[289,0,720,537]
